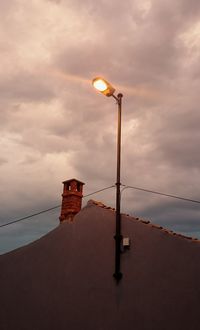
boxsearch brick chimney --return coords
[59,178,85,223]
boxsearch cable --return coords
[0,205,61,229]
[0,185,115,229]
[122,184,200,205]
[1,183,200,229]
[83,185,115,198]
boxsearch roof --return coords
[1,200,200,330]
[90,199,200,242]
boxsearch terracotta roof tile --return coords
[87,199,200,243]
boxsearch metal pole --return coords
[113,93,123,282]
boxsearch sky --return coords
[1,0,200,254]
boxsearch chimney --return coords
[59,178,85,223]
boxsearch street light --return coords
[92,77,116,97]
[92,77,123,282]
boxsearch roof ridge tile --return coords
[87,199,200,243]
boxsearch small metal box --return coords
[123,237,130,248]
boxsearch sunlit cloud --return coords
[1,0,200,253]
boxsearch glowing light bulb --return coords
[93,79,108,92]
[92,77,115,97]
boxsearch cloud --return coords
[0,157,7,166]
[1,0,200,253]
[0,71,55,102]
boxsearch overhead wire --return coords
[1,183,200,229]
[83,185,115,198]
[0,205,61,229]
[121,184,200,204]
[0,185,115,229]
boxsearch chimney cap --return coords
[62,178,85,185]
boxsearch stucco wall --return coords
[0,202,200,330]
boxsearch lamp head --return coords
[92,77,115,97]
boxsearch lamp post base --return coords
[113,271,123,282]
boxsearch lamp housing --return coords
[92,77,115,97]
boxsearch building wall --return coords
[0,202,200,330]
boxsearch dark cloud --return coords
[1,0,200,253]
[0,71,56,102]
[0,157,7,166]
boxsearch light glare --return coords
[93,79,108,92]
[92,76,115,96]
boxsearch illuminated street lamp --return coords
[92,77,123,282]
[92,77,116,97]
